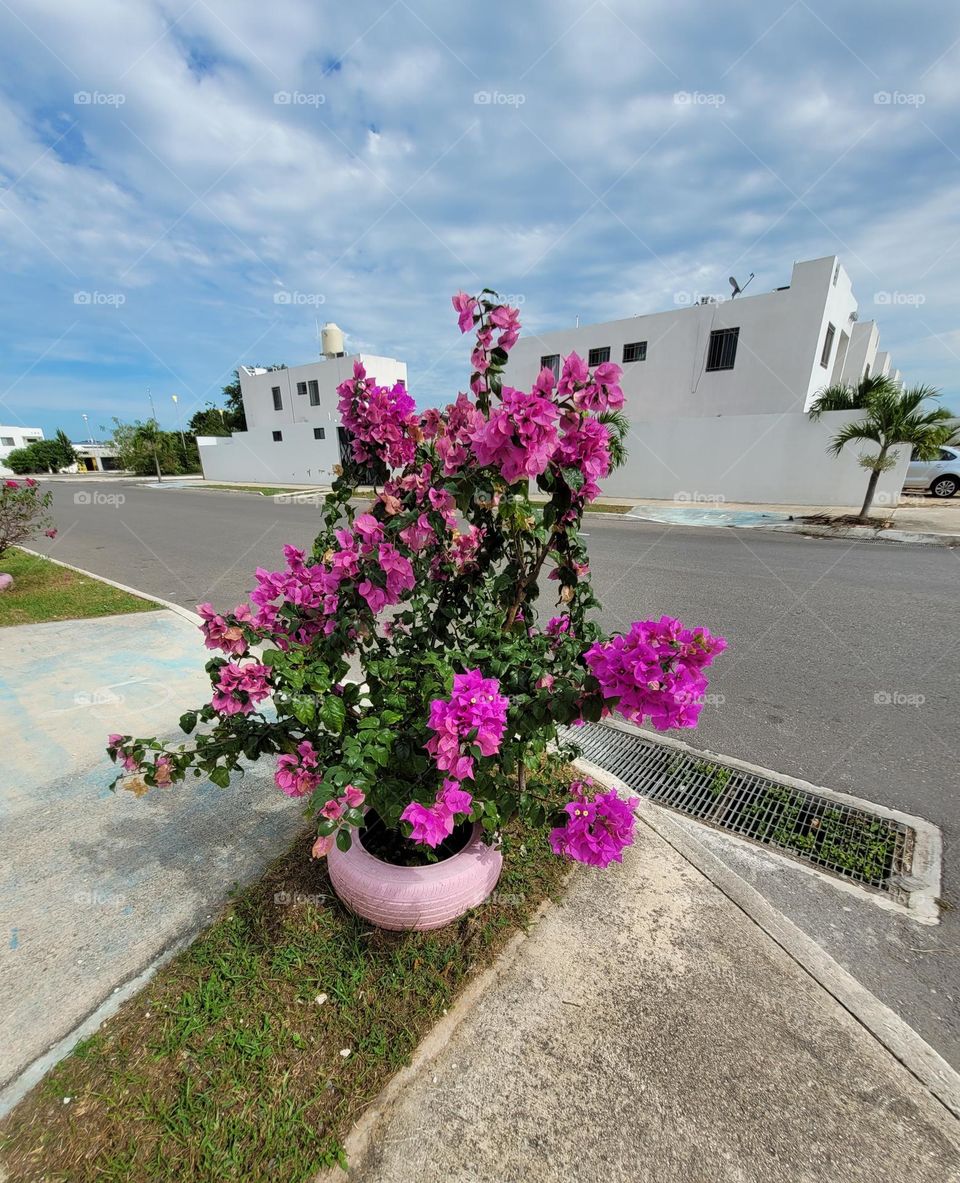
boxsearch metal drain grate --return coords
[563,722,914,897]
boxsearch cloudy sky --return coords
[2,0,958,441]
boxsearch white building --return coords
[505,256,907,506]
[198,327,407,486]
[0,425,44,475]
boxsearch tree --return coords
[110,418,198,478]
[5,439,67,474]
[54,429,77,469]
[810,381,955,520]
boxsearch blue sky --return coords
[1,0,958,441]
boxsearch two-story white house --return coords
[0,426,44,475]
[197,325,407,486]
[504,256,907,506]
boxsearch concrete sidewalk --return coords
[625,496,960,544]
[0,610,303,1111]
[339,804,960,1182]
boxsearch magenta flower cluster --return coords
[400,779,475,848]
[424,668,509,782]
[197,601,251,656]
[336,360,417,469]
[211,660,272,716]
[549,779,640,868]
[275,739,322,798]
[584,616,728,730]
[471,387,561,484]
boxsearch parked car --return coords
[903,446,960,498]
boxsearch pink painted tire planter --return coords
[327,822,503,931]
[0,573,13,593]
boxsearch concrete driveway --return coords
[0,610,303,1112]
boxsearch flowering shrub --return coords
[0,478,57,559]
[108,291,726,870]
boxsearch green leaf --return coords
[335,828,352,852]
[179,711,197,735]
[321,696,347,734]
[209,766,230,788]
[292,697,316,725]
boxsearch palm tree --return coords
[808,371,898,415]
[810,382,955,520]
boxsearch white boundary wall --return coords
[603,410,909,507]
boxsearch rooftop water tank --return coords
[321,323,345,358]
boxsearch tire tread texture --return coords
[327,823,503,931]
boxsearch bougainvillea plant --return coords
[108,291,726,869]
[0,478,57,559]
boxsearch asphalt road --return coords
[22,477,960,1063]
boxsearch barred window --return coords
[705,328,739,371]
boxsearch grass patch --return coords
[580,502,634,515]
[0,771,572,1182]
[0,550,156,627]
[198,484,295,497]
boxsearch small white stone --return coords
[315,993,328,1006]
[62,1097,72,1105]
[339,1048,352,1058]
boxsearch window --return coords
[297,381,308,397]
[622,341,647,363]
[314,427,326,440]
[0,436,13,446]
[705,327,739,371]
[941,448,958,461]
[272,430,283,442]
[272,386,283,410]
[820,322,835,369]
[540,354,560,378]
[308,379,320,406]
[588,347,610,366]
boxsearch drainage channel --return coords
[562,719,941,920]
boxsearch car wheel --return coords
[931,475,959,498]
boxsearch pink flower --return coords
[470,387,559,484]
[401,801,454,846]
[378,542,415,600]
[25,478,38,487]
[274,740,321,798]
[584,617,727,731]
[399,513,436,553]
[425,669,509,780]
[358,578,389,615]
[489,304,521,352]
[44,527,58,539]
[400,779,474,847]
[321,798,344,821]
[212,660,272,717]
[343,784,365,808]
[3,480,17,489]
[548,780,639,868]
[452,291,478,334]
[311,833,335,858]
[337,372,417,469]
[554,414,611,501]
[197,602,249,657]
[153,755,174,786]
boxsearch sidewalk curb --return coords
[621,510,959,547]
[575,755,960,1122]
[765,522,959,546]
[18,549,202,625]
